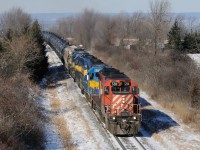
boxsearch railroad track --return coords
[114,136,146,150]
[73,94,145,150]
[90,106,146,150]
[114,136,127,150]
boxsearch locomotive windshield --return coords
[111,81,131,93]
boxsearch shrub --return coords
[0,76,45,149]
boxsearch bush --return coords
[0,77,45,149]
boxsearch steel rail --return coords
[133,136,146,150]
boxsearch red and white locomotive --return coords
[93,68,141,135]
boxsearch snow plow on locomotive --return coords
[41,31,142,136]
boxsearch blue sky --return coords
[0,0,200,14]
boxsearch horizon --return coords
[30,12,200,15]
[31,11,200,30]
[1,0,200,14]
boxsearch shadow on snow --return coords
[40,65,71,89]
[135,96,179,137]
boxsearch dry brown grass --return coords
[160,100,197,124]
[51,97,61,111]
[52,116,76,150]
[48,88,57,95]
[75,108,93,138]
[152,132,166,147]
[48,87,76,149]
[48,88,61,111]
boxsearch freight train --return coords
[42,31,142,136]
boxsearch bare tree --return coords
[2,34,39,76]
[75,9,98,48]
[174,15,187,39]
[186,17,199,33]
[94,15,117,46]
[150,0,171,55]
[130,12,143,38]
[55,16,75,37]
[114,13,130,42]
[0,8,32,36]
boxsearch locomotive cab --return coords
[82,64,110,108]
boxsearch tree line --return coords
[168,19,200,53]
[51,0,200,56]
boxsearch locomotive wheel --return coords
[105,117,109,129]
[81,88,84,95]
[106,118,115,134]
[85,94,89,101]
[78,81,81,88]
[91,100,96,110]
[79,79,83,89]
[100,114,105,123]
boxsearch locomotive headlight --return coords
[122,97,125,104]
[133,116,137,120]
[112,117,115,120]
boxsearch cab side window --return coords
[75,60,78,65]
[104,86,109,95]
[90,73,94,80]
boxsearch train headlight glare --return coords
[122,100,125,104]
[133,116,137,120]
[122,97,125,101]
[113,117,115,120]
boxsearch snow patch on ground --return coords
[39,91,63,149]
[188,54,200,67]
[44,123,63,150]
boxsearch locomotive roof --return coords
[74,47,85,51]
[99,68,129,79]
[79,54,104,66]
[72,51,88,57]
